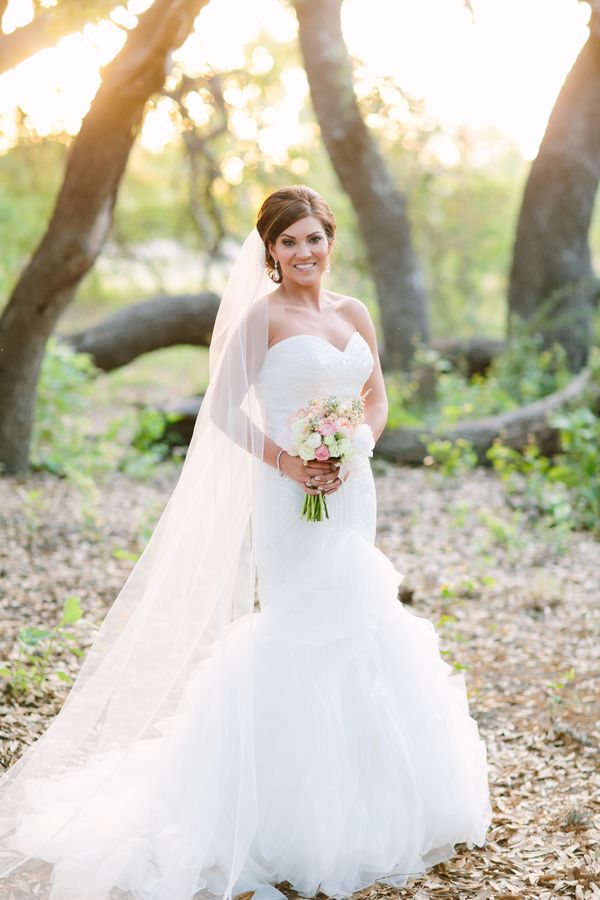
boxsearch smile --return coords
[294,263,316,270]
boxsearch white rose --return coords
[291,421,309,444]
[298,441,316,460]
[306,431,322,449]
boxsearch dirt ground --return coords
[0,461,598,899]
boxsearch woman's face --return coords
[269,215,331,287]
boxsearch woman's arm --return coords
[209,301,280,467]
[346,297,389,442]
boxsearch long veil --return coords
[0,227,275,899]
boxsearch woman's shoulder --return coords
[327,291,373,326]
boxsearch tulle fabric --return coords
[0,228,275,899]
[8,530,491,900]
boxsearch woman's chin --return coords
[286,268,324,286]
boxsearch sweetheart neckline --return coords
[266,330,366,355]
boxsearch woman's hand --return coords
[279,452,350,495]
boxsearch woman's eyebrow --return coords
[280,231,323,239]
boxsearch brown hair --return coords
[256,185,336,279]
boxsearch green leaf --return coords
[59,595,82,627]
[18,627,52,646]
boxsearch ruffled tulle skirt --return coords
[8,529,492,900]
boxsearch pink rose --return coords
[315,444,330,461]
[318,418,337,436]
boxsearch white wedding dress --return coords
[5,331,492,900]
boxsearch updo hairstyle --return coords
[256,185,336,281]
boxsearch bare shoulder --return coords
[265,291,287,338]
[331,292,376,337]
[245,293,271,330]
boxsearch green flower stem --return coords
[301,489,330,522]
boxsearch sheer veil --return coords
[0,227,275,899]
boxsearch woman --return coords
[0,185,492,900]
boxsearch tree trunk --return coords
[64,292,220,370]
[0,0,209,475]
[508,10,600,371]
[294,0,429,370]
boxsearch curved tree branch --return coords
[0,14,67,75]
[63,292,220,370]
[0,3,118,76]
[376,368,596,463]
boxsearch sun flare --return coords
[0,0,591,161]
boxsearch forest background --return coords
[0,2,598,896]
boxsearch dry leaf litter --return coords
[0,461,598,900]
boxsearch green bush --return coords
[32,337,107,481]
[385,335,599,535]
[424,437,478,476]
[31,337,182,489]
[0,596,85,695]
[386,332,571,430]
[486,404,600,534]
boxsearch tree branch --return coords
[0,0,210,473]
[164,73,228,255]
[0,3,118,76]
[63,292,220,370]
[376,368,597,463]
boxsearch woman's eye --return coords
[283,240,294,247]
[310,236,322,243]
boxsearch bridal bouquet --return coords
[276,393,375,522]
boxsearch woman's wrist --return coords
[276,447,286,476]
[263,439,286,471]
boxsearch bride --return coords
[0,185,492,900]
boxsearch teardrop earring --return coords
[270,260,283,283]
[325,259,331,274]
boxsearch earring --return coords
[271,260,282,283]
[325,259,331,274]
